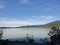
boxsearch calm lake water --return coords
[1,28,51,39]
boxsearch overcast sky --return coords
[0,0,60,27]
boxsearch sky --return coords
[0,0,60,27]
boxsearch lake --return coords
[0,28,51,40]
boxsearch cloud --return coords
[0,1,5,9]
[0,18,48,27]
[0,20,31,27]
[32,16,55,19]
[40,16,55,19]
[19,0,30,4]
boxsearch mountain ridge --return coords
[17,20,60,28]
[0,20,60,28]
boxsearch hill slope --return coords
[45,20,60,28]
[19,20,60,28]
[0,20,60,28]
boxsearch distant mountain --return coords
[45,20,60,28]
[18,20,60,28]
[0,20,60,28]
[17,25,44,28]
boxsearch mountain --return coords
[45,20,60,28]
[18,20,60,28]
[0,20,60,28]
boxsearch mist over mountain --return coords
[0,20,60,28]
[18,20,60,28]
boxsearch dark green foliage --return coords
[0,30,3,40]
[48,26,60,45]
